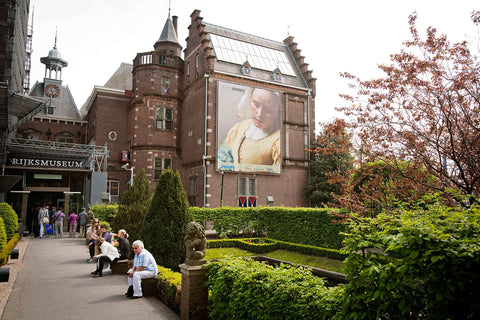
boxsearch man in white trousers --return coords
[125,240,158,299]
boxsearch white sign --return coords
[10,157,84,168]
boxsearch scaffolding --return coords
[5,138,108,172]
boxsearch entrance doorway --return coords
[27,192,64,233]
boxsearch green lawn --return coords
[205,248,345,273]
[205,247,256,260]
[263,249,345,273]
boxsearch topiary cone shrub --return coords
[113,169,152,244]
[0,203,19,240]
[140,169,192,272]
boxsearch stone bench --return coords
[110,259,130,274]
[141,277,158,297]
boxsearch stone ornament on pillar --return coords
[184,221,206,266]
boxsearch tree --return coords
[140,169,192,272]
[307,118,353,207]
[112,169,152,244]
[337,160,440,217]
[339,12,480,206]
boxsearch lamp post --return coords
[121,163,135,187]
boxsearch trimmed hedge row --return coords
[206,258,344,320]
[156,266,182,315]
[192,206,345,249]
[207,238,347,260]
[0,233,20,266]
[190,207,346,249]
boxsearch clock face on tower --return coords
[44,83,60,98]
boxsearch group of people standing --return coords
[37,205,89,238]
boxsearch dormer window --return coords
[272,67,282,82]
[241,58,251,76]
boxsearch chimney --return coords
[172,16,178,37]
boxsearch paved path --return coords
[1,236,180,320]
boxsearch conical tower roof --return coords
[154,15,179,47]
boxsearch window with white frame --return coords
[107,180,119,196]
[154,157,172,179]
[156,107,173,130]
[46,105,55,115]
[238,177,256,197]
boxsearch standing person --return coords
[86,219,100,263]
[37,205,49,239]
[52,207,65,238]
[125,240,158,299]
[91,237,120,277]
[49,206,56,236]
[67,210,78,238]
[78,208,88,238]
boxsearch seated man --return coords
[100,224,112,243]
[91,237,120,277]
[125,240,158,299]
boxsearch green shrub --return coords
[141,169,192,272]
[206,258,343,319]
[0,217,6,253]
[336,205,480,319]
[112,169,152,244]
[0,203,19,240]
[89,204,118,223]
[156,266,182,314]
[0,232,20,266]
[192,206,346,249]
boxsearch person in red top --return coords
[67,210,78,238]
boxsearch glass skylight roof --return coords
[209,34,296,76]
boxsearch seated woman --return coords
[86,219,100,263]
[113,229,130,260]
[91,237,120,277]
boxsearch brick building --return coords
[3,8,316,228]
[83,9,316,208]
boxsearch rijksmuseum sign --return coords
[9,157,84,169]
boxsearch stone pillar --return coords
[179,263,208,320]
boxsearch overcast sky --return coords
[28,0,479,130]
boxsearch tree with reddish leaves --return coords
[307,118,353,207]
[339,12,480,207]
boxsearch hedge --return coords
[156,266,182,314]
[192,207,346,249]
[206,258,344,319]
[207,238,347,260]
[0,217,6,253]
[0,203,19,240]
[0,233,20,266]
[89,204,118,223]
